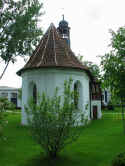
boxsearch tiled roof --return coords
[17,23,92,78]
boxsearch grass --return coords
[1,112,125,166]
[102,107,123,113]
[7,108,21,113]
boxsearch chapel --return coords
[17,17,102,125]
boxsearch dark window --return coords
[11,93,17,107]
[11,93,17,98]
[102,95,104,100]
[1,92,8,98]
[93,105,98,119]
[74,82,79,108]
[105,91,107,103]
[11,98,17,107]
[33,84,37,104]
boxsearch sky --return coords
[1,0,125,88]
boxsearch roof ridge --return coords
[42,24,52,61]
[52,25,57,65]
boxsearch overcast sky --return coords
[1,0,125,88]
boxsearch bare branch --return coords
[0,59,10,80]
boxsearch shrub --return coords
[107,104,114,110]
[112,152,125,166]
[0,109,7,139]
[0,97,16,139]
[0,97,16,110]
[0,98,8,139]
[26,79,86,158]
[107,101,114,110]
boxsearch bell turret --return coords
[57,15,70,47]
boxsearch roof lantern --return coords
[59,15,68,28]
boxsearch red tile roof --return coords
[17,23,92,79]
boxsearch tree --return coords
[100,27,125,99]
[26,79,85,158]
[77,55,101,79]
[0,0,43,79]
[101,52,125,98]
[83,61,101,79]
[100,27,125,132]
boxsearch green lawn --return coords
[0,113,125,166]
[102,107,123,113]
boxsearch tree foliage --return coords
[100,27,125,133]
[77,55,101,79]
[110,27,125,56]
[100,28,125,99]
[0,0,43,79]
[0,97,16,110]
[26,79,85,158]
[83,60,101,79]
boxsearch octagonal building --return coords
[17,20,102,125]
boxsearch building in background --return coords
[90,79,102,119]
[102,89,111,106]
[0,86,21,108]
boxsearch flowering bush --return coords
[26,78,86,158]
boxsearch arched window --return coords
[74,82,79,108]
[29,82,37,105]
[33,84,37,104]
[105,90,107,103]
[74,81,83,109]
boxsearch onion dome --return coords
[59,17,68,28]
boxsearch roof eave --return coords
[17,66,93,80]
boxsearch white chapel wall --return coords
[21,68,90,125]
